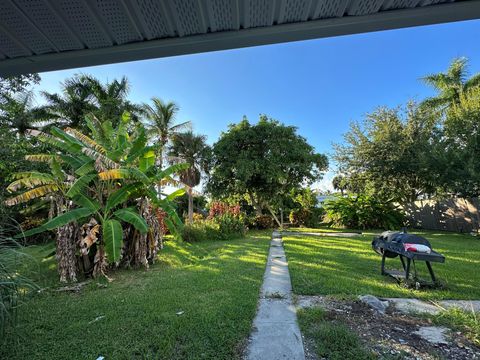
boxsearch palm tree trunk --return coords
[187,186,194,223]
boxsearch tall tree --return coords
[0,73,40,104]
[422,57,480,111]
[142,97,191,170]
[78,75,142,124]
[0,91,49,137]
[208,115,328,222]
[41,75,95,131]
[333,103,439,204]
[168,131,209,223]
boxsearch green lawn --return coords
[1,232,271,360]
[284,228,480,301]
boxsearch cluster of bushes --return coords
[247,214,274,229]
[289,208,324,228]
[323,194,404,230]
[181,202,246,242]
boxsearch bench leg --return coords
[381,253,386,275]
[405,258,411,280]
[426,261,436,283]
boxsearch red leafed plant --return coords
[208,201,241,219]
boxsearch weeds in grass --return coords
[297,307,374,360]
[430,307,480,346]
[0,221,37,337]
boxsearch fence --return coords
[404,198,480,233]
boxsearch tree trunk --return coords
[268,206,282,229]
[55,197,79,283]
[187,186,194,223]
[248,192,262,216]
[120,198,162,268]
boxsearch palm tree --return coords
[0,91,49,136]
[142,97,191,164]
[78,74,142,124]
[41,75,95,131]
[168,132,209,223]
[422,57,480,111]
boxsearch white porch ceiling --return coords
[0,0,479,76]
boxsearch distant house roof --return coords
[1,0,479,76]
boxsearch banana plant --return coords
[7,113,187,268]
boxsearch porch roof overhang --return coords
[1,0,480,76]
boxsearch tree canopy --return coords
[207,115,328,215]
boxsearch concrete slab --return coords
[246,233,305,360]
[413,326,449,345]
[254,299,298,323]
[389,298,480,315]
[387,298,441,315]
[248,322,304,360]
[440,300,480,312]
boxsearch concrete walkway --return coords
[245,231,305,360]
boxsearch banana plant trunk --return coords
[121,198,162,268]
[55,196,79,283]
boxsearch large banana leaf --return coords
[50,127,85,151]
[166,188,186,201]
[73,194,100,212]
[139,150,155,172]
[105,182,143,213]
[153,163,190,182]
[65,127,107,155]
[103,219,123,263]
[18,207,93,237]
[126,127,147,162]
[114,208,148,234]
[7,172,55,192]
[75,160,95,176]
[25,154,61,163]
[5,184,59,206]
[98,168,149,184]
[66,174,96,197]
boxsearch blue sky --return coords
[36,19,480,190]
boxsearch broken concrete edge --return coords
[295,294,480,316]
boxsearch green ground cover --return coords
[1,232,271,360]
[297,307,373,360]
[284,228,480,300]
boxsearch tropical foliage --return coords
[208,115,328,225]
[0,220,37,336]
[334,57,480,203]
[323,194,405,230]
[5,113,186,281]
[168,131,210,223]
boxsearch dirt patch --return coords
[297,296,480,359]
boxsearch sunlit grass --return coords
[284,228,480,300]
[1,232,271,360]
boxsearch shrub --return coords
[216,213,246,237]
[181,213,245,243]
[192,212,204,223]
[289,207,325,228]
[252,215,274,229]
[208,201,240,218]
[323,194,404,230]
[181,224,207,242]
